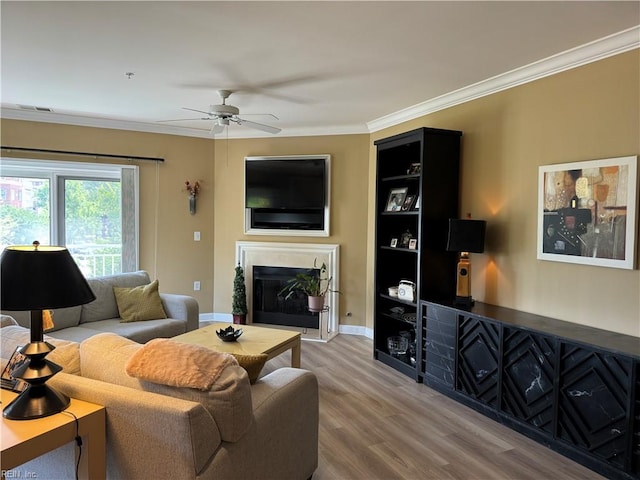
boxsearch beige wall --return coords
[0,121,217,311]
[212,134,370,327]
[2,49,638,337]
[369,49,640,337]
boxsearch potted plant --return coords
[232,264,248,324]
[279,260,337,312]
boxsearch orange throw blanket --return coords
[125,338,237,391]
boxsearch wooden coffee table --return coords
[173,322,301,368]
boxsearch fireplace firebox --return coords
[252,266,320,329]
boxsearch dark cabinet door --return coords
[501,328,556,434]
[456,313,500,407]
[558,342,633,469]
[423,303,457,388]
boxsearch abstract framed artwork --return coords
[537,155,637,269]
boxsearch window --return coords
[0,158,138,277]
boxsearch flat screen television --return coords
[245,156,326,210]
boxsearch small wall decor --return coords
[537,155,637,269]
[185,180,200,215]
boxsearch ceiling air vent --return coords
[17,104,53,112]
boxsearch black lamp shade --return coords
[1,246,96,310]
[446,219,486,253]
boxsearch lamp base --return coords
[3,383,70,420]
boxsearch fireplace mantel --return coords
[235,241,339,341]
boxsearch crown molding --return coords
[0,106,369,139]
[367,26,640,133]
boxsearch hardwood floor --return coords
[261,333,605,480]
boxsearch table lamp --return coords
[446,218,486,306]
[0,242,96,420]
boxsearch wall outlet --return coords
[193,281,201,291]
[194,231,201,241]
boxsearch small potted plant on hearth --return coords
[232,264,248,324]
[279,259,338,312]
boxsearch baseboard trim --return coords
[339,324,373,339]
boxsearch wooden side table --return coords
[1,389,106,480]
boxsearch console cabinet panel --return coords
[422,302,456,387]
[502,328,556,434]
[457,315,500,407]
[421,301,639,480]
[558,343,633,469]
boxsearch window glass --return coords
[0,176,51,247]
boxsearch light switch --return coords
[194,231,201,241]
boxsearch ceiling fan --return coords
[159,90,281,135]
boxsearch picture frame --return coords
[537,155,638,270]
[407,163,421,175]
[1,345,27,392]
[390,238,398,248]
[400,230,413,248]
[401,194,416,211]
[408,239,417,250]
[385,187,408,212]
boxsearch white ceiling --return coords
[1,1,639,139]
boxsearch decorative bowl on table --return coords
[216,326,243,342]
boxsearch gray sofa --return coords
[3,270,199,343]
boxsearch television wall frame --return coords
[244,154,331,237]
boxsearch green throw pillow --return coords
[114,280,167,323]
[231,353,268,384]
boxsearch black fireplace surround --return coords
[252,266,319,329]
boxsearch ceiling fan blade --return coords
[241,113,279,120]
[156,117,209,123]
[182,107,213,116]
[235,118,281,134]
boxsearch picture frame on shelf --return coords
[412,195,420,210]
[400,230,413,248]
[401,195,416,211]
[408,239,417,250]
[390,238,398,248]
[537,155,637,270]
[407,163,421,175]
[385,187,408,212]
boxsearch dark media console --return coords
[420,300,640,480]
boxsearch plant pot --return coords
[308,295,325,312]
[232,314,246,325]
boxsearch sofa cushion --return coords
[81,271,151,324]
[232,353,268,384]
[114,280,167,323]
[81,333,253,442]
[77,318,186,343]
[1,315,18,327]
[2,307,82,332]
[0,325,81,375]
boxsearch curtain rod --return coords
[1,145,164,163]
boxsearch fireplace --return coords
[236,241,339,342]
[252,266,319,329]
